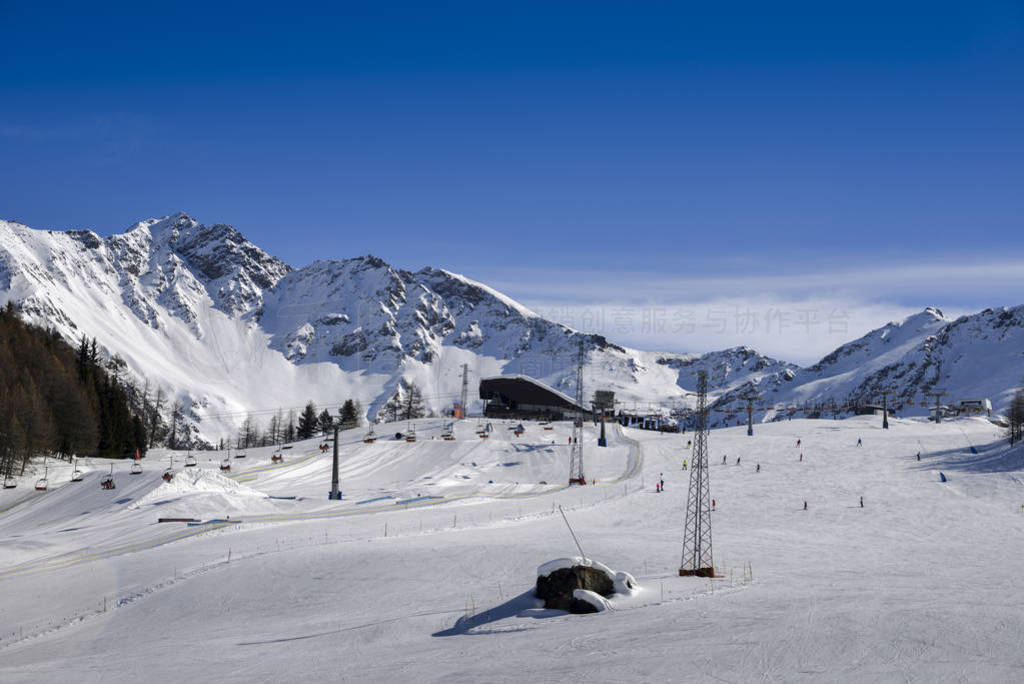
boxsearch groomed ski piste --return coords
[1,415,1023,681]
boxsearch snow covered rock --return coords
[535,557,635,613]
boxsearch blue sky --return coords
[2,2,1022,362]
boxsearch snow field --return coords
[0,416,1023,681]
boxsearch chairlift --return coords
[405,425,417,443]
[70,456,84,482]
[34,466,49,491]
[363,427,377,444]
[101,463,116,489]
[271,447,284,463]
[441,423,455,441]
[162,455,174,482]
[513,423,525,436]
[184,451,197,468]
[235,448,247,459]
[219,458,231,472]
[130,461,142,475]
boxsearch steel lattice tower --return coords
[680,370,714,577]
[569,340,586,485]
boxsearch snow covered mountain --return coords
[709,305,1024,424]
[1,212,1021,442]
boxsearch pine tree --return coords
[339,399,358,430]
[403,382,425,421]
[1009,388,1024,446]
[297,401,318,440]
[317,409,334,435]
[285,409,297,442]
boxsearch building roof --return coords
[479,374,586,413]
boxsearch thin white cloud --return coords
[468,259,1022,365]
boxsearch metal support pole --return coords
[329,426,341,500]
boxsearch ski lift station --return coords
[479,375,587,421]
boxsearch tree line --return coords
[0,303,148,479]
[235,398,364,448]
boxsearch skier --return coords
[682,459,688,470]
[799,453,803,462]
[656,483,661,493]
[756,463,760,473]
[687,440,692,448]
[857,438,862,447]
[916,452,921,461]
[736,456,741,466]
[860,496,864,508]
[797,439,801,447]
[712,499,716,510]
[803,501,808,510]
[722,455,727,465]
[660,474,664,491]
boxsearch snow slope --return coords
[3,213,1024,444]
[1,415,1022,681]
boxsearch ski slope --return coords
[1,416,1023,682]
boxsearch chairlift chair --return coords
[101,463,116,489]
[184,452,197,467]
[235,449,246,458]
[442,423,455,441]
[2,475,15,489]
[271,448,284,463]
[363,427,377,444]
[70,457,84,482]
[219,458,231,472]
[405,425,417,443]
[34,467,49,491]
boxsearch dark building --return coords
[479,375,586,420]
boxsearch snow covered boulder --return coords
[535,557,636,613]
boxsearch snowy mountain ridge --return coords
[0,212,1020,442]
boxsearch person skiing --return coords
[687,440,692,448]
[860,496,864,508]
[756,463,760,473]
[722,455,727,465]
[797,439,801,447]
[659,474,664,491]
[799,453,803,462]
[682,459,688,470]
[803,501,808,510]
[916,452,921,461]
[736,456,741,465]
[656,483,661,493]
[857,438,862,447]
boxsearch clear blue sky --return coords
[2,1,1023,360]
